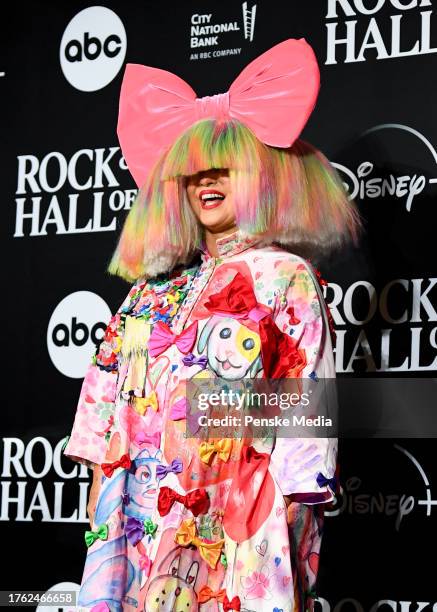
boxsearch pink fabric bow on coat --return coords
[148,320,198,357]
[117,38,320,187]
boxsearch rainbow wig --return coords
[108,119,361,282]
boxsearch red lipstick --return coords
[198,189,226,210]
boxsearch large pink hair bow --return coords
[117,38,320,187]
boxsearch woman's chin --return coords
[198,211,236,231]
[198,209,224,222]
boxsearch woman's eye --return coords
[219,327,232,339]
[242,338,255,350]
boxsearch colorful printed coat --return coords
[64,229,337,612]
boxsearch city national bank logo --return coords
[332,124,437,212]
[60,6,127,91]
[190,2,257,61]
[325,0,436,65]
[325,444,437,530]
[47,291,112,378]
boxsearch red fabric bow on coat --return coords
[203,271,271,323]
[223,595,242,611]
[196,586,241,611]
[204,272,307,378]
[157,486,210,517]
[101,453,131,477]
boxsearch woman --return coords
[64,39,360,611]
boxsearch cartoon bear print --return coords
[144,546,201,611]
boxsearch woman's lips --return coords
[198,189,226,210]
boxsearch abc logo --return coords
[47,291,112,378]
[60,7,127,92]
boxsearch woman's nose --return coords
[199,175,216,186]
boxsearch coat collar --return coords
[198,229,263,261]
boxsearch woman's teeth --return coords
[200,193,225,208]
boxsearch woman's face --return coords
[186,168,237,234]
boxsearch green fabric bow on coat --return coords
[144,518,158,538]
[84,524,109,547]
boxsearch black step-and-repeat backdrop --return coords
[2,1,437,610]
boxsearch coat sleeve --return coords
[268,257,338,504]
[62,280,142,470]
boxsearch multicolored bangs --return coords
[160,119,271,179]
[108,119,361,283]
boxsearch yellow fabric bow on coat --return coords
[199,438,232,464]
[175,518,224,569]
[134,390,159,415]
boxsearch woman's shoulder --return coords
[254,242,318,276]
